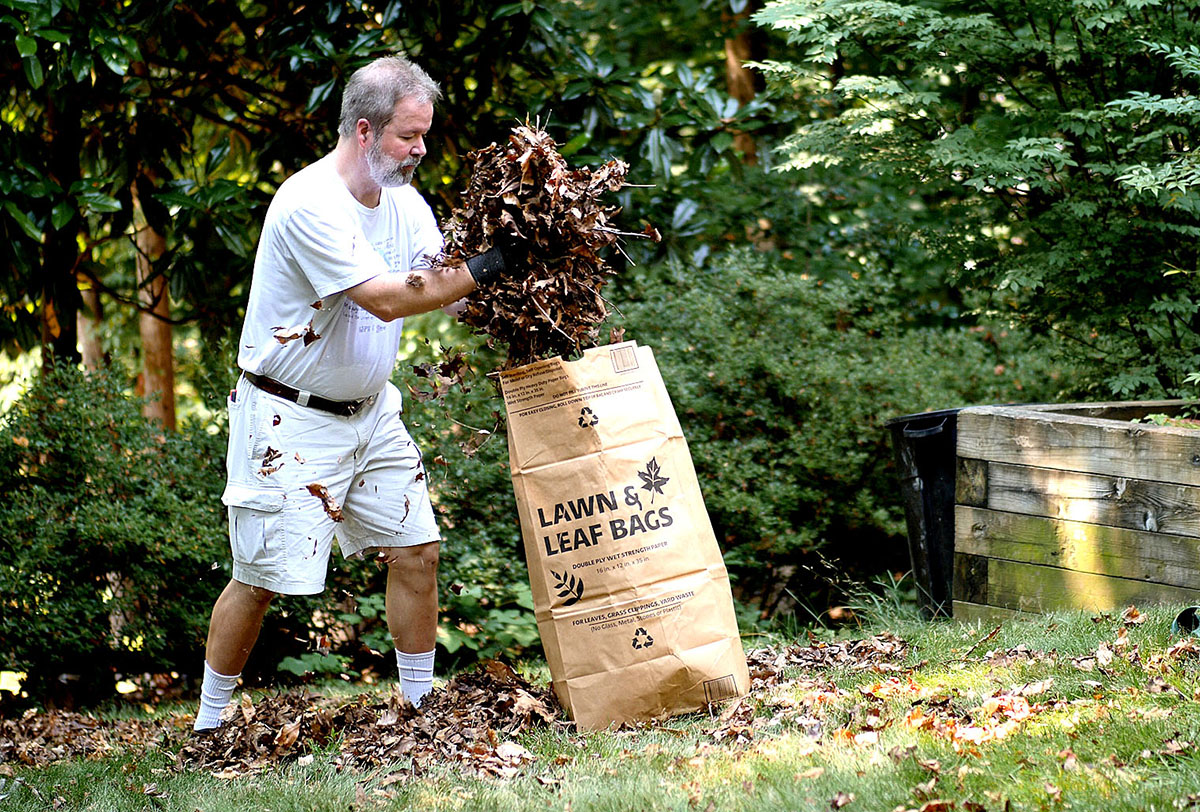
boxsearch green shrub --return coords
[0,364,228,707]
[754,0,1200,397]
[616,249,1080,616]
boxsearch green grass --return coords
[4,606,1200,811]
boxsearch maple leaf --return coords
[637,457,670,503]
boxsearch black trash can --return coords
[886,408,963,619]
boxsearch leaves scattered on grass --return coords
[5,605,1199,797]
[443,122,658,370]
[0,709,172,767]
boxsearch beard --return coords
[366,140,420,187]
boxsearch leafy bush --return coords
[0,364,228,707]
[616,249,1080,615]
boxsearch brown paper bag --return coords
[499,341,749,729]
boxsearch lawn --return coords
[2,604,1200,811]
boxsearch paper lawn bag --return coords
[500,341,749,729]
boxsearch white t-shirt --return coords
[236,154,444,400]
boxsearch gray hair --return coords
[337,56,441,138]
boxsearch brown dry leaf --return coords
[1160,738,1193,756]
[1121,605,1146,625]
[831,791,856,808]
[917,802,955,812]
[305,482,344,522]
[1017,678,1054,697]
[1166,637,1200,659]
[912,776,938,800]
[240,693,255,724]
[1096,641,1114,667]
[1073,656,1096,672]
[797,767,825,780]
[1148,676,1179,694]
[273,719,301,751]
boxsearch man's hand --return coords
[465,230,530,287]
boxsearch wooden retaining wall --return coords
[953,401,1200,622]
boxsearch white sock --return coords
[396,648,435,706]
[194,661,240,731]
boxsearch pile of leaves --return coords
[0,708,173,767]
[443,122,658,369]
[173,660,560,778]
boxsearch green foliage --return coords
[0,364,228,705]
[618,249,1077,611]
[755,0,1200,396]
[277,653,356,679]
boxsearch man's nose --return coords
[411,135,426,157]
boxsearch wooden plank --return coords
[1015,400,1191,422]
[986,559,1200,613]
[952,601,1021,624]
[953,552,988,604]
[956,457,988,507]
[957,405,1200,487]
[956,505,1200,587]
[982,461,1200,538]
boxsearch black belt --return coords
[243,372,372,417]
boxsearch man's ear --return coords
[356,118,372,147]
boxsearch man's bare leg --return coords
[194,579,275,730]
[381,542,439,704]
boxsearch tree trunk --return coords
[723,2,766,165]
[133,183,175,430]
[77,284,105,369]
[40,93,84,373]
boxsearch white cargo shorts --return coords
[222,375,441,595]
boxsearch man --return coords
[194,55,521,731]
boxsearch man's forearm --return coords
[345,262,478,321]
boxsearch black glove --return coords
[465,230,530,286]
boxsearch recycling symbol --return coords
[578,407,600,428]
[631,627,654,650]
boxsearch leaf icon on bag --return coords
[637,457,670,504]
[551,569,585,606]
